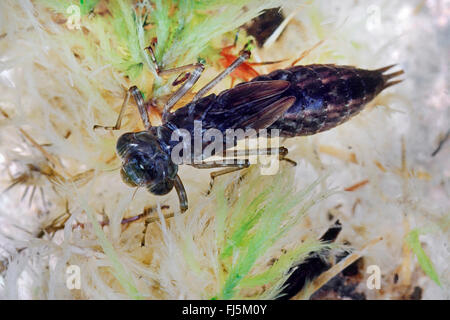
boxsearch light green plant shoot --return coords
[38,0,283,96]
[406,228,441,287]
[213,169,334,299]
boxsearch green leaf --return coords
[406,229,441,287]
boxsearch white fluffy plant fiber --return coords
[0,0,448,300]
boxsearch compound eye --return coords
[116,132,135,158]
[120,167,138,187]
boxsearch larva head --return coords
[116,131,178,195]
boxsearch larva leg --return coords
[145,45,206,122]
[210,165,250,180]
[192,146,296,192]
[290,40,324,67]
[191,160,250,169]
[173,174,188,213]
[161,63,205,122]
[192,49,251,101]
[218,146,296,165]
[192,161,250,195]
[93,86,151,130]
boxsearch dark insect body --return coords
[166,64,403,139]
[277,220,342,300]
[244,8,285,48]
[95,47,403,212]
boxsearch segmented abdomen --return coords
[253,64,403,136]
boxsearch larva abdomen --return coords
[259,64,404,136]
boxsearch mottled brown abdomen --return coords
[255,64,403,136]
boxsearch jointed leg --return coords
[120,205,171,225]
[95,41,208,131]
[216,146,296,165]
[197,146,295,184]
[193,49,251,101]
[162,63,205,122]
[173,174,188,212]
[146,42,252,120]
[191,159,250,181]
[160,47,254,120]
[218,146,288,158]
[146,45,204,77]
[192,146,295,169]
[93,86,152,130]
[290,40,324,67]
[191,160,250,169]
[207,166,251,196]
[234,147,297,166]
[190,146,296,195]
[93,88,131,131]
[158,63,205,78]
[146,45,206,122]
[210,166,249,180]
[191,160,250,195]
